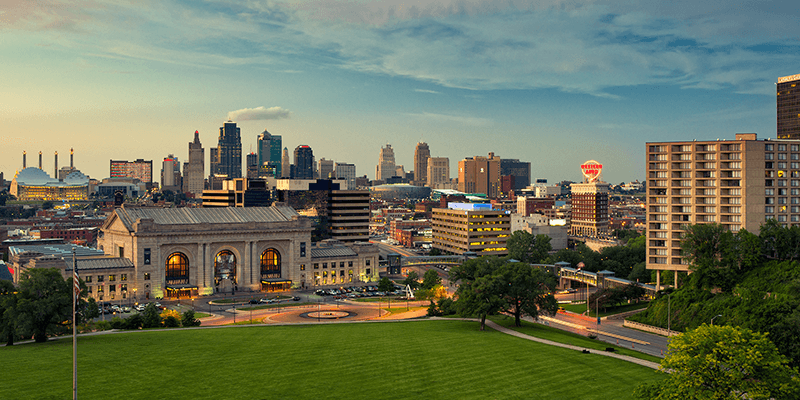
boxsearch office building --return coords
[431,203,510,256]
[569,160,609,238]
[110,159,152,183]
[281,147,290,178]
[246,152,259,179]
[414,142,430,184]
[160,155,181,192]
[500,158,531,191]
[202,178,271,208]
[318,158,334,180]
[328,190,370,242]
[376,144,396,181]
[335,162,356,188]
[210,120,242,180]
[644,133,800,287]
[292,145,314,179]
[458,153,501,197]
[185,130,205,198]
[777,73,800,139]
[427,157,450,189]
[257,129,282,177]
[276,179,369,242]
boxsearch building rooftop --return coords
[112,205,300,231]
[9,243,105,258]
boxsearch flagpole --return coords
[72,247,77,400]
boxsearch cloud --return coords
[414,89,440,94]
[406,112,491,126]
[227,106,292,121]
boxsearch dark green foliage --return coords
[181,310,201,327]
[613,229,643,243]
[545,235,646,280]
[377,277,394,292]
[14,268,73,342]
[0,279,18,346]
[402,271,420,290]
[588,284,646,312]
[110,317,125,329]
[421,269,442,290]
[507,231,552,264]
[427,248,441,256]
[163,316,180,327]
[141,303,162,328]
[41,201,54,210]
[426,297,457,317]
[125,313,144,329]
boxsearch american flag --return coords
[73,269,80,298]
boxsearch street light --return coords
[711,314,722,326]
[595,294,606,325]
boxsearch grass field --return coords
[1,320,662,399]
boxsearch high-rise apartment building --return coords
[458,153,501,197]
[210,120,242,180]
[500,158,531,191]
[644,133,800,288]
[293,145,314,179]
[569,160,608,237]
[778,73,800,139]
[427,157,450,188]
[414,142,430,184]
[376,144,396,181]
[246,152,259,179]
[257,129,282,177]
[110,159,152,183]
[432,203,510,256]
[185,130,205,197]
[318,158,334,179]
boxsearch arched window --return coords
[165,252,189,285]
[260,249,281,279]
[215,250,236,281]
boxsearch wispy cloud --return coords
[406,112,491,126]
[414,89,440,94]
[228,106,292,121]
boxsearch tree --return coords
[421,269,442,290]
[402,271,420,290]
[377,277,394,292]
[496,263,558,327]
[635,324,800,400]
[141,303,162,328]
[14,268,73,342]
[450,257,510,330]
[0,280,18,346]
[507,231,552,264]
[428,248,442,256]
[682,224,762,292]
[182,310,201,327]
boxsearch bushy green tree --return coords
[421,269,442,290]
[635,324,800,399]
[507,231,552,264]
[402,271,420,290]
[141,303,162,328]
[0,280,18,346]
[163,316,180,327]
[496,262,558,327]
[377,277,394,292]
[181,310,201,327]
[14,268,73,342]
[125,313,144,330]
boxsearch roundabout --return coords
[300,310,357,320]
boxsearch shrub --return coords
[110,317,125,329]
[163,316,180,328]
[124,313,144,330]
[181,310,201,327]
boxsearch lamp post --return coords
[667,292,671,337]
[711,314,722,326]
[596,294,606,325]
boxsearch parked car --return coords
[292,296,301,301]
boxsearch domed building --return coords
[10,167,89,201]
[369,184,431,200]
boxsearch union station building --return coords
[97,204,379,300]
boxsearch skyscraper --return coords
[246,152,259,179]
[257,129,282,177]
[210,120,242,179]
[376,144,396,181]
[458,152,501,197]
[318,158,334,179]
[427,157,450,188]
[281,147,290,178]
[500,158,531,191]
[777,73,800,139]
[293,145,314,179]
[161,154,181,191]
[335,162,356,188]
[185,130,204,197]
[414,142,430,184]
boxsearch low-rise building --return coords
[432,203,510,256]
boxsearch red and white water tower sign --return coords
[580,160,603,183]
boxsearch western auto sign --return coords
[581,160,603,183]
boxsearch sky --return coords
[2,0,799,185]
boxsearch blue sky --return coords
[2,0,798,184]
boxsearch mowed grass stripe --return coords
[1,321,662,400]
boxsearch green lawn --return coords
[488,315,662,364]
[193,312,210,319]
[1,321,663,400]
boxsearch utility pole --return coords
[72,248,78,400]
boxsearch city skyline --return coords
[3,1,799,184]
